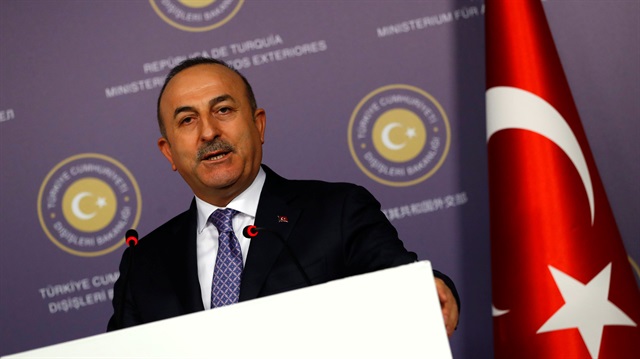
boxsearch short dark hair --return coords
[156,57,258,138]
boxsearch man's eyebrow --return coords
[173,105,196,120]
[172,95,236,119]
[209,94,236,107]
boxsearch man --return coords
[108,57,459,335]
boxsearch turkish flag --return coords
[486,1,640,358]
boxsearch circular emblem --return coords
[348,85,451,187]
[149,0,244,32]
[37,153,142,257]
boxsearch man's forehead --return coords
[161,64,244,104]
[171,64,240,87]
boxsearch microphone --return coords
[242,225,259,239]
[242,225,312,286]
[109,229,138,331]
[125,229,139,247]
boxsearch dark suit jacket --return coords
[108,165,457,330]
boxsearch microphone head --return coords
[243,225,259,238]
[125,229,139,247]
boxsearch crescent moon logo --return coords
[381,122,406,150]
[486,86,594,224]
[71,192,97,220]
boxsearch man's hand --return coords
[435,278,459,337]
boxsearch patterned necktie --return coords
[209,208,243,308]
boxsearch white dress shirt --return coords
[195,167,266,309]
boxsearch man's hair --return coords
[156,57,258,138]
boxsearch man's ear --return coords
[254,108,266,144]
[158,137,177,171]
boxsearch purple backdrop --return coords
[0,1,637,358]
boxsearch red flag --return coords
[486,1,640,358]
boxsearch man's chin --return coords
[201,170,246,190]
[201,176,238,191]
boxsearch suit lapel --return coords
[239,166,301,301]
[163,200,205,313]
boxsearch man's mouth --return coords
[197,139,234,162]
[202,151,230,161]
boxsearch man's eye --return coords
[181,116,194,124]
[218,107,231,114]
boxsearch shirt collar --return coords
[195,167,266,233]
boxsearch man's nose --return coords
[200,115,219,141]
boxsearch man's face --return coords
[158,64,266,206]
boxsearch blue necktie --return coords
[209,208,243,308]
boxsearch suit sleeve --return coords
[340,184,460,312]
[339,184,417,274]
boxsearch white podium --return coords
[4,261,452,358]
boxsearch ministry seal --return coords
[348,84,450,187]
[149,0,244,32]
[37,153,142,257]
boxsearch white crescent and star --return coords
[487,87,593,317]
[487,85,595,318]
[381,122,417,150]
[486,88,636,357]
[71,192,107,220]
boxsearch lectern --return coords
[3,261,452,358]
